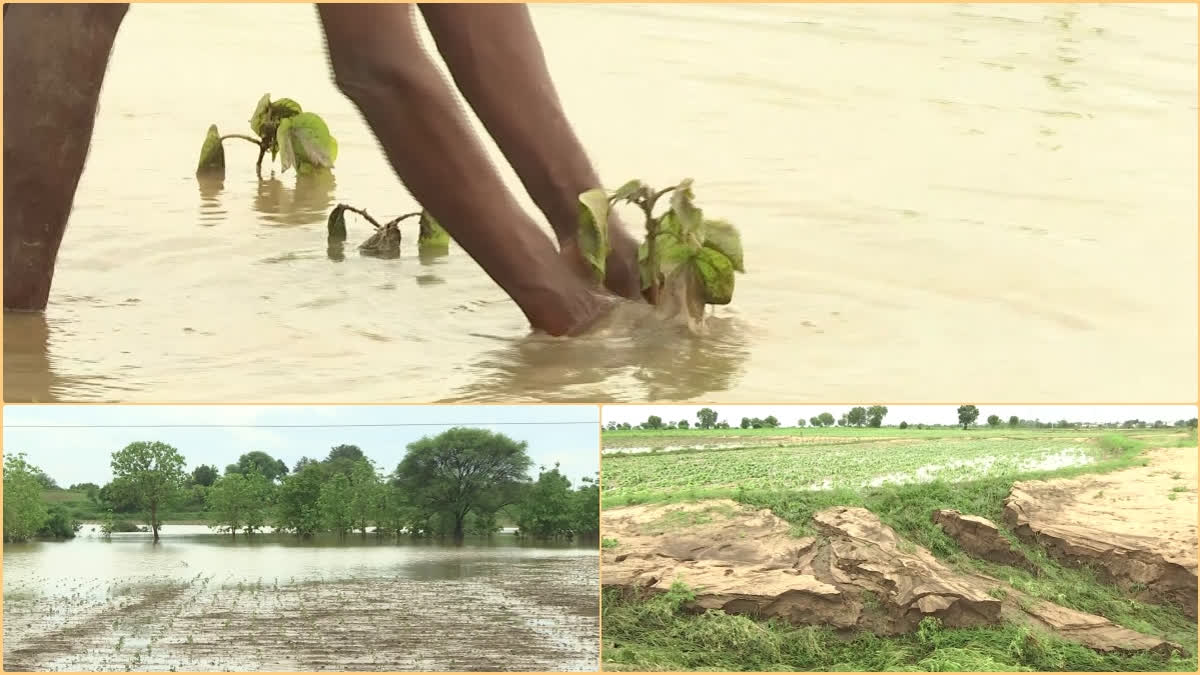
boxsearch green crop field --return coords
[601,428,1186,504]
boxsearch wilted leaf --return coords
[196,124,225,174]
[359,222,402,259]
[418,211,451,250]
[269,98,302,121]
[276,112,337,174]
[701,218,745,273]
[577,188,611,284]
[249,94,271,137]
[611,179,645,203]
[327,204,348,242]
[691,246,735,305]
[669,178,704,246]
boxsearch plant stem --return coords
[339,205,385,229]
[639,186,677,304]
[384,212,423,228]
[219,134,261,146]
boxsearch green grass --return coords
[601,434,1198,671]
[41,489,207,524]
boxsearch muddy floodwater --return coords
[2,525,598,672]
[3,3,1196,403]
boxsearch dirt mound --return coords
[1003,446,1198,618]
[603,500,1179,653]
[933,509,1032,569]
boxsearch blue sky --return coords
[3,406,599,487]
[603,405,1198,427]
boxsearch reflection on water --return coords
[3,2,1196,402]
[4,526,598,672]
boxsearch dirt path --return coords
[1004,445,1198,617]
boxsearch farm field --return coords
[600,428,1169,504]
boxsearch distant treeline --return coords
[3,427,598,544]
[605,407,1200,432]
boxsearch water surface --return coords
[4,3,1196,402]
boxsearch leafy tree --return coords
[696,408,719,430]
[38,504,80,539]
[678,420,690,430]
[644,415,664,430]
[899,421,909,430]
[866,406,888,428]
[395,427,533,539]
[763,416,779,428]
[275,461,326,536]
[957,405,980,430]
[987,414,1001,427]
[740,417,751,429]
[318,473,355,537]
[348,459,382,537]
[797,419,807,428]
[1188,418,1198,430]
[325,445,367,477]
[517,464,575,539]
[1008,416,1020,427]
[846,407,867,427]
[818,412,835,427]
[225,451,289,482]
[190,464,219,487]
[207,471,273,539]
[809,416,821,428]
[110,441,187,543]
[3,453,49,543]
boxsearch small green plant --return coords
[577,179,745,321]
[326,204,450,259]
[601,537,620,549]
[100,509,115,540]
[196,94,338,178]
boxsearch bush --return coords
[37,504,80,539]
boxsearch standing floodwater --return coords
[3,527,599,672]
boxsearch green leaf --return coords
[577,188,611,284]
[701,218,745,273]
[249,94,271,137]
[637,240,654,291]
[669,178,704,247]
[196,124,225,174]
[269,98,302,121]
[691,246,735,305]
[327,204,348,243]
[418,211,451,250]
[276,112,338,174]
[611,179,645,204]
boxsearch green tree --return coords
[348,459,382,537]
[38,504,80,539]
[797,419,807,428]
[644,415,664,430]
[1008,415,1020,427]
[957,405,980,430]
[225,451,289,482]
[846,407,867,427]
[899,421,909,429]
[318,473,355,537]
[324,444,367,476]
[191,464,219,487]
[696,408,719,430]
[395,427,532,540]
[3,453,49,543]
[866,406,888,428]
[517,464,575,539]
[110,441,187,543]
[740,417,751,429]
[570,475,600,538]
[818,412,835,427]
[678,420,690,430]
[275,461,325,536]
[809,416,821,427]
[207,471,273,539]
[987,414,1001,427]
[763,416,779,428]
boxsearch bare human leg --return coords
[316,3,608,336]
[3,3,130,311]
[418,3,642,300]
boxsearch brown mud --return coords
[1004,446,1198,618]
[601,500,1183,654]
[3,557,598,672]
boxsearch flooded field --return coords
[2,526,598,672]
[600,435,1111,499]
[4,3,1197,403]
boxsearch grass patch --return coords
[602,537,620,549]
[603,587,1196,672]
[640,503,738,534]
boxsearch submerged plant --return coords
[326,203,450,259]
[577,179,745,322]
[196,94,338,178]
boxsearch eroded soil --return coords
[3,557,598,672]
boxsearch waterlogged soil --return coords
[3,548,597,672]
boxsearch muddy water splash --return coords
[3,3,1195,402]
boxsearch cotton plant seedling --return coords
[326,203,451,259]
[196,94,339,179]
[577,178,745,323]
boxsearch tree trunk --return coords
[151,504,160,543]
[453,515,465,541]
